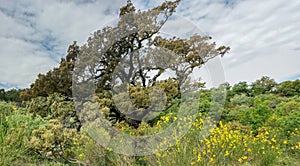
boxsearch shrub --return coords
[30,119,88,164]
[230,93,253,106]
[26,93,80,130]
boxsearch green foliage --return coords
[0,103,45,165]
[250,76,277,96]
[235,96,273,134]
[1,81,300,165]
[196,90,212,120]
[30,119,88,162]
[282,111,300,136]
[0,89,4,101]
[277,79,300,96]
[0,101,14,118]
[26,96,51,117]
[277,99,300,115]
[223,77,300,101]
[26,93,80,130]
[72,0,229,127]
[20,42,79,100]
[230,93,253,106]
[231,81,250,96]
[0,88,22,102]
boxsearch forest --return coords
[1,0,299,165]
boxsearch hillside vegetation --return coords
[1,78,299,165]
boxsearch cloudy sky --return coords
[0,0,299,89]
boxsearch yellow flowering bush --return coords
[30,119,88,162]
[149,114,298,166]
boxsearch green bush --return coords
[230,93,253,106]
[282,111,300,136]
[26,93,80,130]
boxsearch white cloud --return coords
[0,0,124,89]
[0,0,299,89]
[175,0,300,85]
[0,37,57,88]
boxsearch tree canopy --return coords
[72,0,230,127]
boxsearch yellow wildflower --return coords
[238,158,243,163]
[225,150,229,156]
[78,153,84,158]
[197,154,201,162]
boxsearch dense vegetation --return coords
[1,0,299,165]
[1,78,299,165]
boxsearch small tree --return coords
[231,81,250,96]
[277,79,300,96]
[250,76,277,96]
